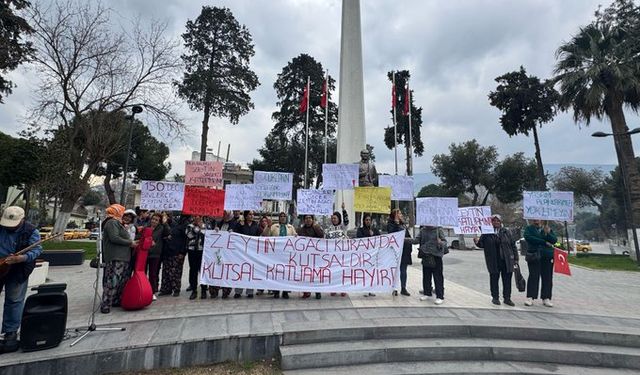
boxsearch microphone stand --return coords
[71,212,125,346]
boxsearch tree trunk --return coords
[200,104,211,161]
[104,172,116,205]
[52,197,75,242]
[23,185,31,216]
[52,196,58,223]
[605,96,640,226]
[531,126,547,190]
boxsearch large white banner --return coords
[416,197,459,227]
[322,164,359,190]
[200,230,405,292]
[253,171,293,200]
[140,181,185,211]
[379,175,414,201]
[523,191,574,222]
[297,189,335,216]
[223,184,262,211]
[453,206,493,234]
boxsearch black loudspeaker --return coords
[20,283,67,352]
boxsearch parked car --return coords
[63,230,76,240]
[39,226,54,239]
[89,229,99,240]
[576,240,592,253]
[74,229,90,239]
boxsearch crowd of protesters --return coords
[98,203,558,314]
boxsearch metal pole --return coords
[119,117,135,205]
[392,72,398,175]
[324,70,329,165]
[304,76,310,189]
[407,79,415,229]
[613,133,640,265]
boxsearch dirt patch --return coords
[118,359,282,375]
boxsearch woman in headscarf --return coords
[100,204,138,313]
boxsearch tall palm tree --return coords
[554,21,640,225]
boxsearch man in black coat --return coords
[473,214,518,307]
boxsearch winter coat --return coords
[387,220,413,265]
[297,223,324,238]
[265,223,297,237]
[414,226,447,258]
[236,221,261,237]
[163,221,188,258]
[147,224,168,259]
[356,225,381,238]
[476,227,519,274]
[102,218,133,262]
[524,224,557,259]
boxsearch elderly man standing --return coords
[0,206,43,353]
[474,214,518,307]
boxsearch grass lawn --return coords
[119,360,281,375]
[569,253,640,272]
[42,240,97,260]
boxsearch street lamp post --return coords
[119,105,143,205]
[592,127,640,265]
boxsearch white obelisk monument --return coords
[337,0,366,228]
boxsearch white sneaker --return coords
[434,298,444,305]
[152,294,157,301]
[419,295,431,301]
[524,297,533,306]
[543,299,553,307]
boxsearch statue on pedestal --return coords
[358,149,378,187]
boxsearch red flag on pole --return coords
[299,84,309,114]
[403,85,410,116]
[553,248,572,276]
[320,79,327,109]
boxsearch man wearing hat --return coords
[473,214,519,307]
[0,206,43,353]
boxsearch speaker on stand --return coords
[20,283,67,352]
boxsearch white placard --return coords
[223,184,262,211]
[200,230,405,293]
[297,189,335,216]
[416,197,459,227]
[140,181,184,211]
[322,164,359,190]
[523,191,574,222]
[253,171,293,200]
[379,175,414,201]
[453,206,493,234]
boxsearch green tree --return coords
[82,190,103,206]
[488,67,558,189]
[0,132,42,212]
[417,184,448,198]
[553,0,640,224]
[552,166,610,237]
[0,0,34,103]
[175,6,259,161]
[492,152,538,203]
[250,54,337,193]
[386,70,424,176]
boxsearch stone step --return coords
[279,338,640,371]
[282,318,640,348]
[283,360,639,375]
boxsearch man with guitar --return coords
[0,206,43,353]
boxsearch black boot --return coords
[315,293,321,299]
[401,288,411,296]
[0,332,18,354]
[282,291,289,299]
[200,287,208,299]
[189,291,197,300]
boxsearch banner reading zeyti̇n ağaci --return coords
[199,231,405,293]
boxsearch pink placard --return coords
[185,161,223,188]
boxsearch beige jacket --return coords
[265,223,297,237]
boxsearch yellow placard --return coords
[354,187,392,214]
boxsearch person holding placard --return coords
[523,219,557,307]
[473,215,518,306]
[357,214,380,297]
[233,211,260,299]
[297,215,325,299]
[387,209,412,297]
[266,212,297,299]
[325,203,350,297]
[415,225,447,305]
[213,211,235,299]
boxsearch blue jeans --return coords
[0,278,28,333]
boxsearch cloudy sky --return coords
[1,0,635,178]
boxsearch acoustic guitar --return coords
[0,233,63,281]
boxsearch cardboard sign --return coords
[184,160,224,188]
[453,206,493,234]
[379,175,414,201]
[523,191,574,222]
[253,171,293,200]
[200,230,405,293]
[297,189,335,216]
[182,186,225,217]
[416,197,459,227]
[322,164,359,190]
[140,181,184,211]
[354,187,392,214]
[223,184,262,211]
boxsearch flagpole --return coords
[407,78,415,230]
[304,76,311,189]
[324,70,329,165]
[392,72,398,176]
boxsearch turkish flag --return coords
[553,248,572,276]
[299,84,309,114]
[320,79,327,109]
[403,85,410,116]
